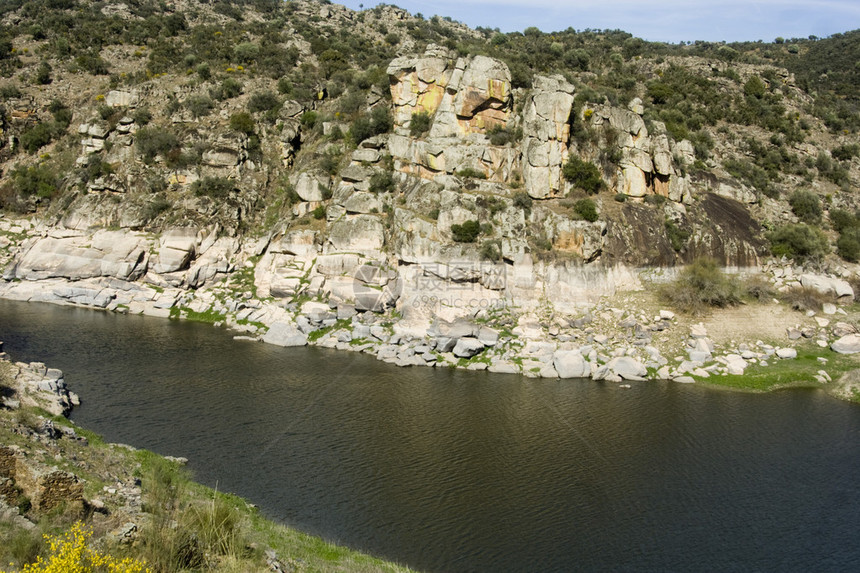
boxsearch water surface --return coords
[2,299,859,572]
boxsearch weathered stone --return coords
[832,334,860,354]
[800,274,854,299]
[776,347,798,359]
[607,356,648,380]
[262,322,308,347]
[452,338,484,358]
[553,350,590,379]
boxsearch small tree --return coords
[409,111,431,137]
[563,156,604,195]
[229,112,255,134]
[573,198,598,222]
[451,220,480,243]
[788,190,821,223]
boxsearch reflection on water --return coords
[2,299,860,572]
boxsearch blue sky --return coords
[337,1,860,43]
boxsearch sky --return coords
[336,0,860,43]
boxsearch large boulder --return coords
[553,350,590,379]
[262,322,308,347]
[153,229,197,274]
[800,274,854,299]
[832,334,860,354]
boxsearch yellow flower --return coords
[15,522,151,573]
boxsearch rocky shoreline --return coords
[3,248,860,396]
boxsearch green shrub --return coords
[660,257,742,315]
[191,176,235,199]
[563,156,604,194]
[195,63,210,80]
[480,240,502,261]
[11,163,58,199]
[614,193,627,202]
[312,205,326,219]
[487,124,522,146]
[837,231,860,262]
[767,223,829,261]
[665,220,690,252]
[233,41,260,63]
[186,95,214,118]
[476,195,506,216]
[213,78,242,100]
[229,112,255,134]
[409,111,431,137]
[830,208,857,232]
[513,191,533,212]
[349,105,392,143]
[369,171,395,193]
[831,144,859,162]
[35,61,52,85]
[451,220,480,242]
[573,198,598,222]
[133,107,152,126]
[136,127,180,163]
[455,167,487,180]
[247,91,280,114]
[0,83,22,98]
[19,122,58,153]
[788,190,822,223]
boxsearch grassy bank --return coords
[0,401,415,573]
[690,342,860,397]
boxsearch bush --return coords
[136,127,180,163]
[767,223,829,261]
[133,107,152,126]
[780,286,835,312]
[19,122,58,153]
[229,112,255,134]
[744,275,777,302]
[213,78,242,100]
[12,164,57,198]
[573,198,598,222]
[832,144,859,162]
[369,171,395,193]
[563,156,604,194]
[18,522,148,572]
[480,240,502,261]
[487,124,522,146]
[312,205,326,219]
[247,91,280,114]
[659,257,742,315]
[455,167,487,179]
[349,105,392,143]
[830,208,857,232]
[451,220,480,242]
[788,190,822,223]
[664,220,690,252]
[186,95,214,118]
[513,191,533,212]
[191,176,235,199]
[409,111,431,137]
[837,230,860,262]
[35,61,52,85]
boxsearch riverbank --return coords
[4,215,860,403]
[0,351,416,572]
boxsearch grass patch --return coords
[698,344,860,392]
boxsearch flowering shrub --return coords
[15,522,150,573]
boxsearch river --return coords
[1,299,859,572]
